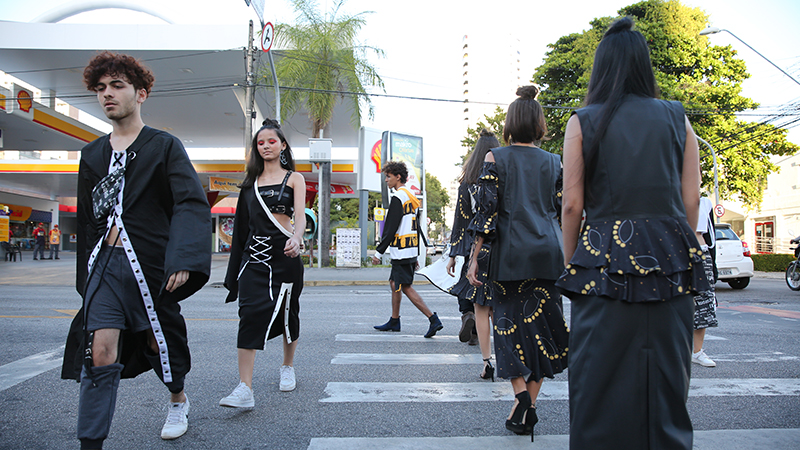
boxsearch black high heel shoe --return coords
[524,405,538,442]
[480,358,495,381]
[505,391,532,435]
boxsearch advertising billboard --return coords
[380,131,424,208]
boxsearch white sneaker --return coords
[161,396,189,440]
[219,381,255,408]
[692,349,717,367]
[280,365,296,392]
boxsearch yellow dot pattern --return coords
[581,225,602,256]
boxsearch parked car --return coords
[714,223,754,289]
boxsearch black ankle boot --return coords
[374,317,400,332]
[424,312,443,338]
[505,391,532,435]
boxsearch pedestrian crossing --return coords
[312,293,800,450]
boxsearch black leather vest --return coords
[490,145,564,281]
[575,95,688,222]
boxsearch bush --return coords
[301,255,317,265]
[750,253,795,272]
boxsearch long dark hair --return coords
[503,85,547,145]
[241,119,295,188]
[460,129,500,184]
[583,17,658,179]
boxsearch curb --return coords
[208,279,431,288]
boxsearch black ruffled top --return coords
[557,218,708,302]
[555,96,710,302]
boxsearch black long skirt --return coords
[237,234,303,349]
[492,278,569,381]
[568,294,694,450]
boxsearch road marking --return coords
[320,378,800,403]
[54,309,79,317]
[336,334,467,343]
[704,334,728,341]
[321,382,516,403]
[331,353,489,365]
[708,352,798,363]
[308,429,800,450]
[0,346,64,392]
[719,305,800,319]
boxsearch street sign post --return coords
[261,22,274,52]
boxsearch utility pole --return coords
[243,20,256,156]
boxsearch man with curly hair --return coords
[372,161,442,337]
[61,52,211,449]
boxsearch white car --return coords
[714,223,754,289]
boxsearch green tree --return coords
[269,0,385,137]
[425,172,450,240]
[459,106,507,166]
[532,0,798,207]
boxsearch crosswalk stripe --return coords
[0,346,64,392]
[710,352,798,362]
[308,429,800,450]
[336,334,466,342]
[320,378,800,403]
[331,353,487,365]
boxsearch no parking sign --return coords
[714,204,725,217]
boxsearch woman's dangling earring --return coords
[280,149,288,166]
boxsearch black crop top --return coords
[258,171,294,215]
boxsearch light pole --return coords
[696,136,721,223]
[699,27,800,87]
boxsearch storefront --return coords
[0,193,59,250]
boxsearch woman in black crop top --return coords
[221,119,306,406]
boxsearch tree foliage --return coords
[528,0,797,207]
[269,0,385,137]
[425,172,450,235]
[459,106,507,166]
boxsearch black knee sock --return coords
[77,363,123,449]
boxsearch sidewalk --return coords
[1,249,782,287]
[0,250,398,287]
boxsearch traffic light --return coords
[304,208,317,240]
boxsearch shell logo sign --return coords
[11,84,34,120]
[16,90,32,113]
[371,140,382,173]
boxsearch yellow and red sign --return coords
[0,204,32,222]
[371,139,382,173]
[208,176,242,193]
[0,216,9,242]
[10,84,34,120]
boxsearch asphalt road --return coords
[0,278,798,449]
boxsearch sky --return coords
[2,0,799,185]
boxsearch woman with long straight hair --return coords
[447,129,501,379]
[467,86,569,441]
[220,119,306,407]
[558,17,706,449]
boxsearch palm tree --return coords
[270,0,385,138]
[266,0,384,266]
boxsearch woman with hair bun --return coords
[220,119,306,408]
[467,86,569,441]
[558,17,705,449]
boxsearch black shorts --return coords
[84,246,151,333]
[389,260,415,287]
